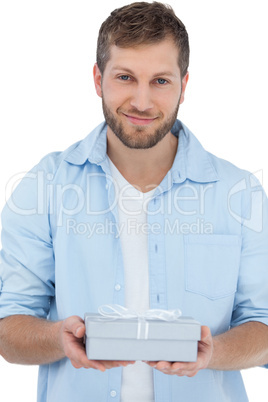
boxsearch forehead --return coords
[104,38,181,77]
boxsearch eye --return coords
[118,75,131,81]
[156,78,168,85]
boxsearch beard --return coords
[102,96,180,149]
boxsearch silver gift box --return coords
[84,313,201,362]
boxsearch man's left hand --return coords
[145,326,213,377]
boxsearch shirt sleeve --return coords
[0,156,56,319]
[231,176,268,329]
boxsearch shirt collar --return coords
[170,120,219,183]
[64,119,219,183]
[64,121,108,165]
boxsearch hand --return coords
[145,326,213,377]
[60,315,135,371]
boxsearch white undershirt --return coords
[108,157,155,402]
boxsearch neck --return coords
[107,127,178,193]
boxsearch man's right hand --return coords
[60,315,135,371]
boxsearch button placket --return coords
[147,195,167,310]
[114,284,121,291]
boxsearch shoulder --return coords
[208,151,262,190]
[32,140,82,176]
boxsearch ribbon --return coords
[98,304,182,340]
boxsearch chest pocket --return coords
[184,234,241,300]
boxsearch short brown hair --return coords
[96,2,189,78]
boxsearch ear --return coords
[179,71,189,105]
[93,63,102,98]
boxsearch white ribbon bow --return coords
[98,304,182,339]
[98,304,182,321]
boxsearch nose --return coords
[129,84,153,112]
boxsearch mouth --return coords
[123,113,157,126]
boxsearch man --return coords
[0,2,268,401]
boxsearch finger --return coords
[143,361,158,367]
[197,326,213,369]
[99,361,126,369]
[74,325,86,339]
[64,316,86,338]
[174,369,197,377]
[187,370,198,377]
[170,364,197,375]
[160,366,198,377]
[200,325,211,342]
[63,333,100,370]
[154,361,172,371]
[70,349,106,371]
[181,368,198,377]
[71,357,136,372]
[99,360,135,369]
[117,360,135,367]
[170,361,197,371]
[68,343,99,369]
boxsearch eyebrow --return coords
[111,66,177,78]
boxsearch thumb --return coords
[200,326,212,343]
[64,315,85,338]
[74,324,86,338]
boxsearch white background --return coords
[0,0,267,400]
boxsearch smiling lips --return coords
[123,113,157,126]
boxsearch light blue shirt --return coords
[1,120,268,402]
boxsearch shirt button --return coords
[114,284,121,291]
[110,390,117,397]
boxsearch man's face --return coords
[93,38,188,149]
